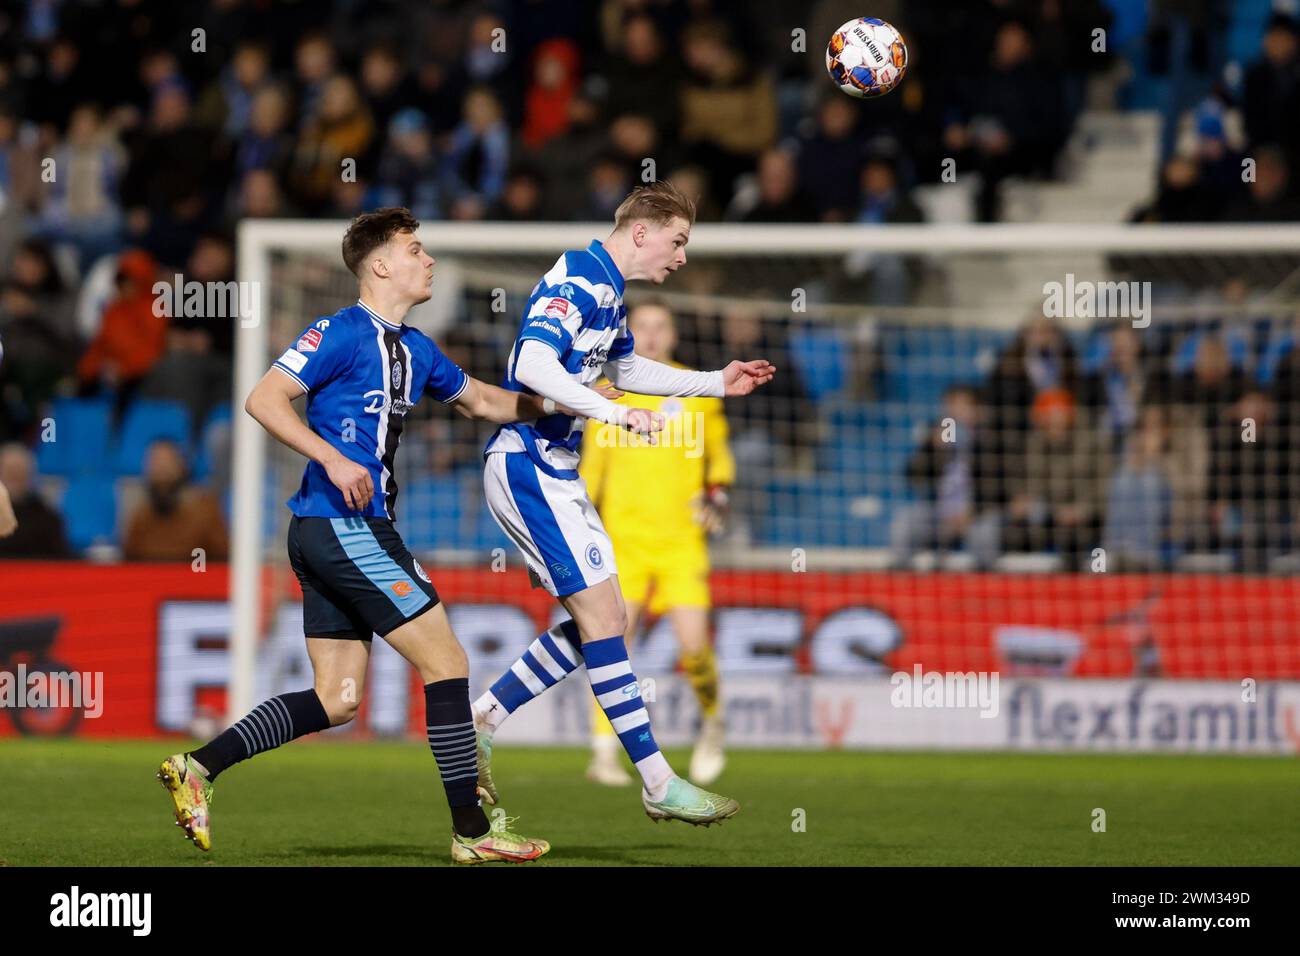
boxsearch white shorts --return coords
[483,452,617,597]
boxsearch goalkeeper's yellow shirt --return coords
[579,376,735,550]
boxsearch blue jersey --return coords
[271,300,468,520]
[485,239,634,479]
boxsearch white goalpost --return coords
[230,221,1300,727]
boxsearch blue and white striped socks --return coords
[474,624,673,800]
[584,636,673,798]
[475,620,584,732]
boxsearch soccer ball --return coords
[826,17,908,99]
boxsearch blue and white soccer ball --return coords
[826,17,908,99]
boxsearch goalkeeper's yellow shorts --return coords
[613,534,711,616]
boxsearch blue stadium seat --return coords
[401,475,473,551]
[114,400,192,475]
[59,475,118,552]
[35,398,113,476]
[789,327,849,403]
[192,404,233,482]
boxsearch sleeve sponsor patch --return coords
[277,348,308,372]
[544,298,571,320]
[296,328,322,352]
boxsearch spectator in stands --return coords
[370,109,442,220]
[489,165,544,221]
[0,240,78,439]
[856,156,924,225]
[735,148,817,223]
[0,106,45,225]
[194,39,272,140]
[1102,405,1175,570]
[442,87,510,220]
[122,439,228,561]
[0,443,69,558]
[1081,323,1160,451]
[1243,14,1300,168]
[233,85,294,182]
[1207,389,1295,571]
[522,38,580,150]
[530,92,608,218]
[290,76,374,215]
[984,315,1082,459]
[679,18,777,202]
[1130,154,1220,222]
[76,249,166,417]
[233,168,293,222]
[292,32,337,128]
[602,14,681,145]
[1222,146,1300,222]
[796,94,867,221]
[944,19,1065,222]
[358,43,418,160]
[609,113,678,188]
[34,103,125,269]
[891,385,1004,569]
[1004,388,1111,569]
[120,79,219,267]
[1162,336,1247,428]
[578,153,633,222]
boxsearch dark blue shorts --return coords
[287,515,440,640]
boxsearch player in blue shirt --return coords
[157,208,557,864]
[473,181,775,828]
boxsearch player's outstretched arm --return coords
[246,369,374,511]
[515,340,664,440]
[603,354,776,399]
[450,376,625,424]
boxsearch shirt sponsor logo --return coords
[528,319,563,337]
[297,328,322,352]
[545,298,571,319]
[363,390,413,415]
[580,347,610,368]
[391,362,403,390]
[277,349,308,373]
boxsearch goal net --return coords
[231,222,1300,750]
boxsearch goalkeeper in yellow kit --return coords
[579,302,734,786]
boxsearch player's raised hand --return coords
[324,455,374,511]
[722,359,775,397]
[622,407,665,444]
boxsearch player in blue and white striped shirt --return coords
[157,208,559,864]
[474,181,775,827]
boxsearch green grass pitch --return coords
[2,738,1296,866]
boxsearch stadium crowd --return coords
[0,0,1297,570]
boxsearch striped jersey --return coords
[485,239,634,479]
[271,300,468,520]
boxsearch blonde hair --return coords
[613,180,697,230]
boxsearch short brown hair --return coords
[613,180,697,231]
[341,207,420,276]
